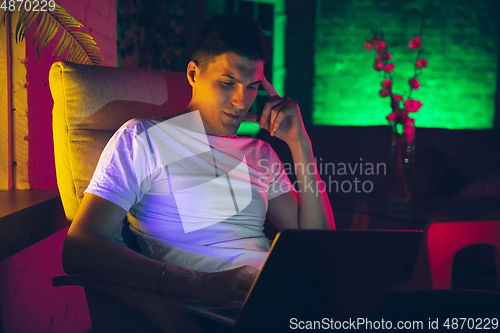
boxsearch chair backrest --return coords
[49,61,192,222]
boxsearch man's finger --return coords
[260,98,285,130]
[270,105,289,136]
[246,265,260,276]
[268,98,293,132]
[241,273,258,290]
[234,265,259,290]
[261,75,280,98]
[232,289,249,302]
[236,277,252,291]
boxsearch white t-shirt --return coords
[85,111,297,272]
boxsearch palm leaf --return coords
[9,4,102,65]
[56,31,102,66]
[1,9,7,25]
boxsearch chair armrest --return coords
[52,275,204,333]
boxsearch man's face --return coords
[188,52,264,136]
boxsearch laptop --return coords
[172,230,423,331]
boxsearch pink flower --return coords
[376,51,392,61]
[403,118,415,143]
[363,34,426,130]
[408,37,421,50]
[392,94,403,102]
[409,77,420,90]
[363,41,373,52]
[384,63,394,73]
[379,89,391,97]
[381,79,392,89]
[374,60,384,71]
[386,112,397,122]
[372,37,386,51]
[404,99,422,112]
[374,41,386,51]
[379,79,392,97]
[416,58,428,69]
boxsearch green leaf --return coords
[1,9,9,25]
[12,4,102,65]
[396,123,404,135]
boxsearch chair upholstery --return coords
[49,62,500,329]
[426,220,500,289]
[52,274,204,333]
[49,61,192,223]
[49,62,198,332]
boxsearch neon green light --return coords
[236,121,261,137]
[313,25,497,129]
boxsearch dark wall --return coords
[284,0,316,126]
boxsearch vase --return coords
[390,120,415,211]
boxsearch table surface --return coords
[0,189,60,218]
[331,193,500,226]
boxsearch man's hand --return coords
[188,265,259,303]
[244,77,336,231]
[244,76,309,145]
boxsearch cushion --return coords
[50,61,192,221]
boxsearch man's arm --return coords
[245,76,335,231]
[62,193,258,302]
[266,138,335,231]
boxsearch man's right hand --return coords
[65,193,260,304]
[197,265,259,303]
[162,265,259,303]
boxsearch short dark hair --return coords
[189,14,273,72]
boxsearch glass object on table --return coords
[390,119,415,211]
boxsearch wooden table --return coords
[0,189,68,261]
[331,193,500,231]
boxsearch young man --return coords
[62,14,334,304]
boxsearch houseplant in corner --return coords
[363,24,428,211]
[0,2,103,190]
[2,1,102,65]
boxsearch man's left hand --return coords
[244,75,309,145]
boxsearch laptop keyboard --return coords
[208,308,240,319]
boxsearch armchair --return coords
[49,61,204,332]
[49,61,500,331]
